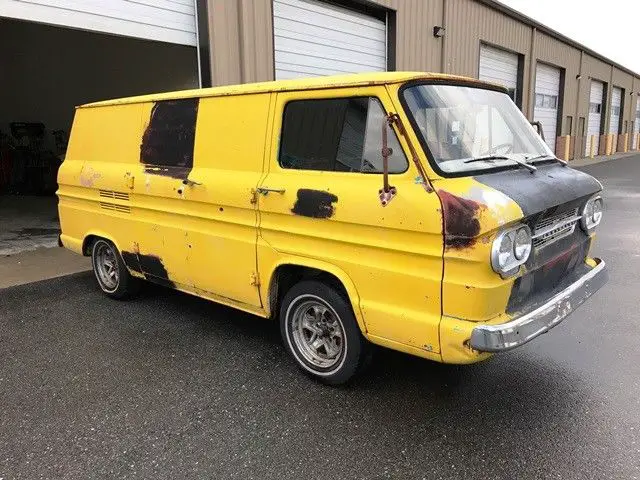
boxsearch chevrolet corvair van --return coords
[57,72,607,384]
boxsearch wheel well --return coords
[82,235,99,256]
[268,265,349,319]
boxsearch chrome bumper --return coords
[469,259,608,353]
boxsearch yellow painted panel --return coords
[257,85,444,354]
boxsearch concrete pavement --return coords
[1,154,639,478]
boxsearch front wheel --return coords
[280,280,370,385]
[91,238,139,299]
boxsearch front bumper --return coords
[469,258,608,352]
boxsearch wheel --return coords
[280,280,370,385]
[91,238,139,299]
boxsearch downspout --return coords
[528,27,536,119]
[440,0,448,73]
[193,0,202,88]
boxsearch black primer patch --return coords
[121,251,175,288]
[291,189,338,218]
[140,98,199,179]
[475,163,601,216]
[121,251,142,274]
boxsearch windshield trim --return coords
[398,79,543,179]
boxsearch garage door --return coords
[587,80,604,155]
[533,63,561,152]
[479,44,519,103]
[273,0,387,80]
[609,86,622,134]
[0,0,196,46]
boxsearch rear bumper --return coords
[469,258,608,352]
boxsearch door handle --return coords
[182,179,202,187]
[256,187,286,195]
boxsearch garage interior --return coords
[0,17,198,254]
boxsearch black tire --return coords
[90,238,139,300]
[280,280,370,385]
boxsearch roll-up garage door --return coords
[0,0,196,45]
[587,80,604,155]
[609,87,622,134]
[273,0,387,80]
[533,63,561,152]
[479,44,519,103]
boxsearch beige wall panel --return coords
[373,0,443,72]
[445,0,532,108]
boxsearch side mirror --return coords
[531,121,546,141]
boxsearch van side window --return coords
[140,98,199,168]
[279,97,408,174]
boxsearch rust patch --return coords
[140,98,199,179]
[438,190,485,249]
[291,189,338,218]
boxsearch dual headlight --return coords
[491,195,603,277]
[491,225,532,277]
[580,195,603,233]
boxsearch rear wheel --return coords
[91,238,139,299]
[280,280,369,385]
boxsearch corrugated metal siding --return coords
[479,44,519,89]
[374,0,442,71]
[0,0,196,45]
[612,68,634,130]
[534,32,580,128]
[534,63,561,151]
[273,0,387,79]
[202,0,640,147]
[445,0,532,108]
[609,86,622,134]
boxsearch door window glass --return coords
[279,97,408,174]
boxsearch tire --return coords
[90,238,139,300]
[280,280,370,385]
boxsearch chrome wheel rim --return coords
[289,297,346,370]
[94,242,119,292]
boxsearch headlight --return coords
[491,225,532,277]
[580,195,603,233]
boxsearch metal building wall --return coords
[202,0,640,155]
[373,0,443,71]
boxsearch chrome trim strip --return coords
[469,259,608,352]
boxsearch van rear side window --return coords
[279,97,408,174]
[140,98,199,169]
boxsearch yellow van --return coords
[58,72,607,384]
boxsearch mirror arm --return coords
[386,113,434,193]
[379,114,397,207]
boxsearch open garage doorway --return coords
[0,18,199,254]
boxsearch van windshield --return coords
[402,83,553,174]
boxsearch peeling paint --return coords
[80,166,101,187]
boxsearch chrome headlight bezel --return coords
[491,225,532,278]
[580,195,603,233]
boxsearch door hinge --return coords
[250,272,261,287]
[250,188,258,204]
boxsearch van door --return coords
[183,93,271,309]
[257,87,444,354]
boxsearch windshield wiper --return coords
[464,155,537,173]
[526,154,568,166]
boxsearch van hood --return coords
[433,162,602,249]
[473,162,602,217]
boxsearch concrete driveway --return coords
[1,156,639,479]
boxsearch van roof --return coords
[79,71,499,108]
